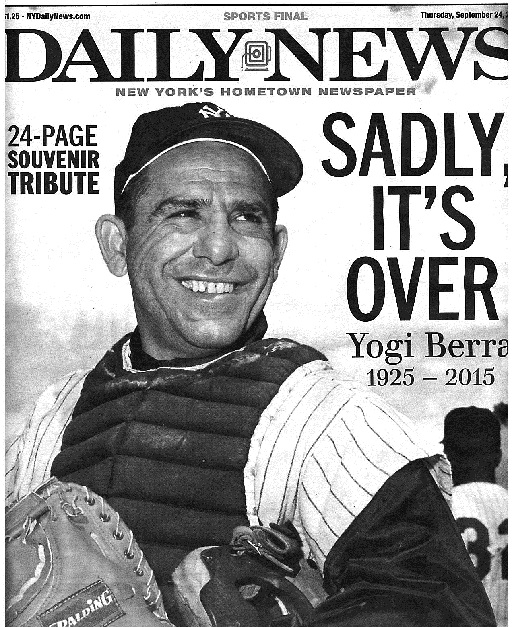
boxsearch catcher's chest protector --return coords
[6,479,172,627]
[51,337,326,581]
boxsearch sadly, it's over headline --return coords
[321,111,505,322]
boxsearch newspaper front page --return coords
[5,3,508,625]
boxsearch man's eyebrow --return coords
[151,196,210,218]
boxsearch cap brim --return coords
[156,116,303,197]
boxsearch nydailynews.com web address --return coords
[26,12,90,20]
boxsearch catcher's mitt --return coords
[6,477,172,627]
[172,524,314,627]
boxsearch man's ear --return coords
[272,224,288,281]
[95,214,128,277]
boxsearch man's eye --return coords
[166,209,199,220]
[234,211,263,224]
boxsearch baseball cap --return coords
[443,406,501,454]
[114,102,303,204]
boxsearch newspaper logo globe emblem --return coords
[242,41,272,71]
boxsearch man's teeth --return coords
[181,280,234,294]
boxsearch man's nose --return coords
[192,217,239,265]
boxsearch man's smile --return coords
[180,279,235,294]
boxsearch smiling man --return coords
[6,103,496,627]
[97,139,287,360]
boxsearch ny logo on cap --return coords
[198,104,232,119]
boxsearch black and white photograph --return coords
[4,4,508,626]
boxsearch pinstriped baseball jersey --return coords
[451,482,508,627]
[6,358,450,576]
[245,360,451,568]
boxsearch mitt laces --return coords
[79,485,162,610]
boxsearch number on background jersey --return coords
[456,517,491,579]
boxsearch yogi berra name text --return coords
[347,332,507,364]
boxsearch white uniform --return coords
[6,356,450,574]
[451,482,508,627]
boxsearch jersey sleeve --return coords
[247,360,451,569]
[5,370,90,506]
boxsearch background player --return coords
[443,405,508,627]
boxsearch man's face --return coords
[122,141,287,359]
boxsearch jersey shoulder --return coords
[6,369,91,505]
